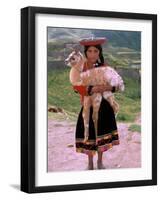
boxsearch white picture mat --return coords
[35,13,152,187]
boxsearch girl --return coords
[73,37,120,170]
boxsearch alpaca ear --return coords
[69,47,78,54]
[74,47,81,54]
[74,49,79,54]
[78,52,85,61]
[73,44,81,54]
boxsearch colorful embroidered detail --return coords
[97,132,112,138]
[76,148,96,156]
[112,131,119,135]
[112,140,120,145]
[76,138,96,143]
[97,143,113,152]
[76,130,120,155]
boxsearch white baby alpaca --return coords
[65,50,124,143]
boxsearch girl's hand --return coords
[91,84,113,94]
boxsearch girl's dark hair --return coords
[84,44,105,67]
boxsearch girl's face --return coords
[86,46,100,64]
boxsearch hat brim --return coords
[79,37,107,46]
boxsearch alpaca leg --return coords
[91,94,102,145]
[82,107,90,142]
[92,108,99,145]
[103,92,116,113]
[113,100,120,117]
[82,97,91,143]
[107,96,120,117]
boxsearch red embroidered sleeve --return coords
[73,85,88,96]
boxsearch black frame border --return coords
[21,6,157,193]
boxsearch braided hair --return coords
[84,44,105,67]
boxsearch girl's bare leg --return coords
[88,154,94,170]
[97,151,106,169]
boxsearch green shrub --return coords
[128,124,141,133]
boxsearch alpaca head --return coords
[65,50,85,72]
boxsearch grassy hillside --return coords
[48,68,141,122]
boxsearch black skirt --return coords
[75,97,120,156]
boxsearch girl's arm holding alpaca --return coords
[91,84,115,94]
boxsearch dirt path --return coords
[48,114,141,172]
